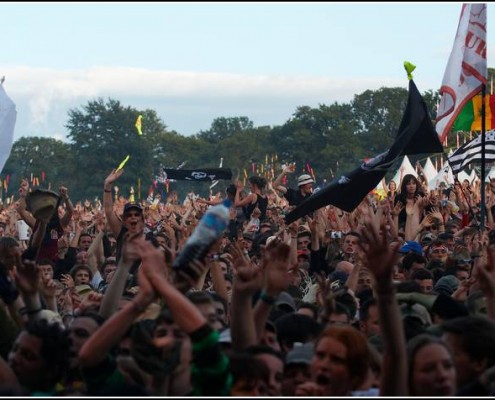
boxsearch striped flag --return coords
[448,129,495,175]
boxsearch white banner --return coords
[0,84,17,175]
[436,3,487,144]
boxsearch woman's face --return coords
[411,343,456,396]
[389,181,396,191]
[406,179,417,194]
[311,337,351,395]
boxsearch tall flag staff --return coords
[436,3,487,228]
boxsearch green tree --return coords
[66,98,168,200]
[1,137,71,192]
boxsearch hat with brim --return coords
[25,189,60,221]
[297,174,314,187]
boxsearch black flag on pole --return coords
[285,79,444,224]
[163,168,232,182]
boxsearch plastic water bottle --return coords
[173,199,231,277]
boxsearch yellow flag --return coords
[117,155,130,171]
[135,115,143,135]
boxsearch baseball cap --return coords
[276,291,296,312]
[124,202,143,214]
[434,275,460,296]
[399,241,423,255]
[400,302,432,327]
[297,174,314,187]
[285,342,314,365]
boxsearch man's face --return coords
[416,278,434,294]
[297,236,311,251]
[67,316,100,369]
[39,264,54,280]
[75,269,90,285]
[123,210,145,234]
[343,234,359,256]
[359,304,381,337]
[212,300,228,328]
[357,271,372,292]
[76,251,88,265]
[195,302,223,331]
[0,244,21,269]
[78,235,92,251]
[8,332,51,390]
[429,245,448,262]
[299,183,313,195]
[103,263,117,280]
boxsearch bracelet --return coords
[104,189,112,193]
[259,291,276,305]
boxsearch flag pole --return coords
[481,84,487,230]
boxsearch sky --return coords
[2,2,494,142]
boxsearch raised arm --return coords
[359,219,407,396]
[229,241,263,351]
[58,185,74,229]
[136,237,207,333]
[234,181,255,208]
[78,265,155,368]
[98,233,136,319]
[16,179,36,229]
[103,169,124,238]
[272,163,295,194]
[253,239,291,342]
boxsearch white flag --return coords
[436,3,487,144]
[0,84,17,174]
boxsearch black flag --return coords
[285,79,444,224]
[163,168,232,181]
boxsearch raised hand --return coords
[13,257,40,296]
[59,185,69,199]
[260,239,291,296]
[78,291,104,312]
[104,169,124,186]
[359,219,401,292]
[60,273,75,288]
[40,277,57,300]
[475,247,495,298]
[18,178,29,198]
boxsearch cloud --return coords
[3,66,407,140]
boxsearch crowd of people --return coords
[1,162,495,396]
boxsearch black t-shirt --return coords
[284,187,311,206]
[243,193,268,221]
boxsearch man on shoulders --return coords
[272,163,314,206]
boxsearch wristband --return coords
[259,291,276,305]
[104,189,112,193]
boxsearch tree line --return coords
[5,68,495,203]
